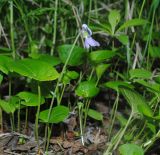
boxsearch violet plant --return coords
[0,1,159,155]
[82,24,100,49]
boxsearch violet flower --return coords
[82,24,100,49]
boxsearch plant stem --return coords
[17,101,21,133]
[83,99,91,131]
[50,0,58,56]
[113,110,134,150]
[10,114,14,131]
[44,123,48,150]
[45,125,51,154]
[24,107,28,133]
[78,104,84,145]
[58,84,66,104]
[88,0,92,25]
[47,32,81,120]
[0,108,3,132]
[139,0,146,18]
[35,83,41,146]
[8,77,15,131]
[13,0,32,45]
[10,0,16,60]
[45,32,81,152]
[108,93,119,141]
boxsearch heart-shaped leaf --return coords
[30,53,61,66]
[39,105,69,123]
[8,58,59,81]
[119,143,144,155]
[58,44,86,66]
[0,56,13,74]
[89,50,116,64]
[62,70,79,84]
[17,91,45,106]
[0,96,19,114]
[75,81,99,98]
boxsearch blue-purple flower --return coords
[82,24,100,49]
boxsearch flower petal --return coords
[86,37,100,47]
[84,39,90,48]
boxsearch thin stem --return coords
[10,114,14,131]
[58,84,66,104]
[133,121,146,141]
[45,33,81,152]
[0,108,3,132]
[144,130,160,152]
[9,77,14,131]
[10,0,16,60]
[94,0,98,19]
[146,10,156,69]
[50,0,58,56]
[139,0,146,18]
[13,0,32,44]
[104,129,123,155]
[24,107,28,133]
[113,110,134,150]
[78,104,84,145]
[47,32,81,121]
[35,83,41,146]
[88,0,92,25]
[108,93,119,141]
[45,125,51,154]
[17,101,21,133]
[44,123,48,150]
[83,99,91,130]
[88,68,94,80]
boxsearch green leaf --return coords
[29,81,53,98]
[30,53,61,66]
[58,44,86,66]
[119,143,144,155]
[75,81,99,98]
[0,47,12,53]
[0,55,13,74]
[108,10,120,34]
[89,50,116,64]
[0,74,3,84]
[90,23,112,34]
[135,79,160,93]
[62,70,79,84]
[120,87,153,117]
[87,109,103,121]
[104,81,133,92]
[9,58,59,81]
[149,46,160,58]
[116,35,129,45]
[39,105,69,123]
[96,64,110,80]
[17,91,45,106]
[129,69,152,79]
[146,122,156,134]
[0,97,19,114]
[117,19,148,32]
